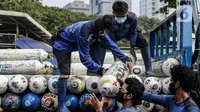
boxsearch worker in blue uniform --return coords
[143,64,199,112]
[89,1,153,76]
[51,15,133,112]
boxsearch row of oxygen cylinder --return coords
[0,92,166,112]
[0,74,172,112]
[0,52,179,112]
[0,73,173,96]
[0,49,179,76]
[0,49,180,112]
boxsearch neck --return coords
[175,88,189,103]
[123,100,134,108]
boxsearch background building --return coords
[64,0,89,14]
[140,0,174,20]
[89,0,132,15]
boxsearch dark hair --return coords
[170,64,195,92]
[125,78,145,106]
[93,14,117,32]
[103,14,116,30]
[112,1,128,13]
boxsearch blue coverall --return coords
[90,12,153,74]
[51,20,130,112]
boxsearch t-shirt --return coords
[115,107,138,112]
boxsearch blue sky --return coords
[42,0,140,16]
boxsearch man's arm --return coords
[100,34,133,72]
[143,92,173,108]
[77,35,104,75]
[129,14,138,46]
[128,13,138,62]
[130,47,137,62]
[100,34,130,62]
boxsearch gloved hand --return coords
[97,67,108,76]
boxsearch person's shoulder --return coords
[187,106,200,112]
[128,11,136,16]
[127,11,137,18]
[184,98,200,112]
[80,20,93,37]
[127,11,137,24]
[75,20,91,27]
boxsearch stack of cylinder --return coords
[0,49,54,75]
[0,49,58,111]
[0,49,181,112]
[70,51,145,75]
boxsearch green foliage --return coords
[157,0,176,15]
[117,16,160,47]
[0,0,99,35]
[138,16,160,38]
[0,0,160,47]
[164,0,176,8]
[117,39,130,47]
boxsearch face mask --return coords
[116,91,124,103]
[169,82,180,95]
[116,91,126,103]
[115,16,127,24]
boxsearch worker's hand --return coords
[90,93,105,111]
[125,60,133,73]
[97,67,108,76]
[103,68,108,74]
[130,47,137,62]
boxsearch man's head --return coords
[116,78,145,106]
[112,1,129,24]
[93,14,118,35]
[169,64,195,95]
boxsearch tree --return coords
[0,0,159,47]
[162,0,176,8]
[138,16,160,38]
[117,17,160,47]
[156,0,176,15]
[0,0,99,35]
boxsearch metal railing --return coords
[149,2,193,67]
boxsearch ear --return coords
[175,81,180,88]
[127,94,133,100]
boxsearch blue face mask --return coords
[115,16,127,24]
